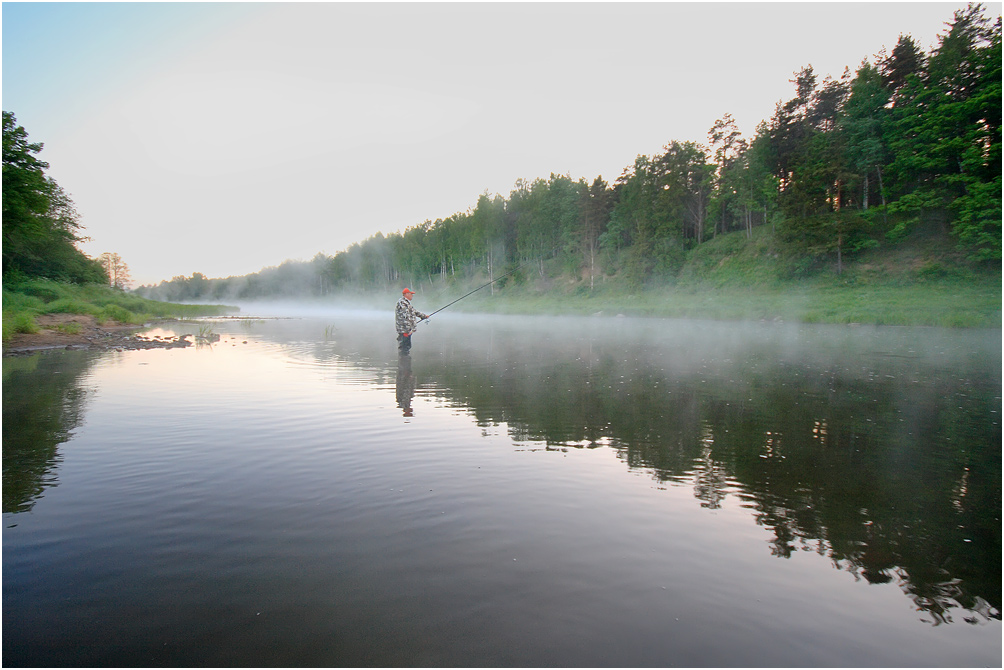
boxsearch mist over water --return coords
[3,308,1000,666]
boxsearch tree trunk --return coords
[876,165,888,226]
[589,243,595,291]
[697,195,704,244]
[837,233,843,275]
[488,249,494,296]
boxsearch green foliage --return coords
[651,235,687,277]
[2,288,45,313]
[43,298,99,316]
[90,5,1004,308]
[2,286,43,340]
[4,312,40,337]
[883,5,1001,260]
[677,227,787,287]
[52,321,82,335]
[97,304,141,325]
[951,177,1003,259]
[2,112,108,284]
[16,278,66,303]
[917,261,952,280]
[2,280,236,343]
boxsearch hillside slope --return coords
[443,227,1001,327]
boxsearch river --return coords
[3,308,1001,666]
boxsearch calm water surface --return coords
[3,309,1001,667]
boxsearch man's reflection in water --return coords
[396,352,416,417]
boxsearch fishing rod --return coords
[423,259,536,320]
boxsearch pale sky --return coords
[2,1,994,285]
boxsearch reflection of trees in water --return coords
[692,431,730,510]
[3,351,97,513]
[214,315,1001,625]
[410,334,1001,626]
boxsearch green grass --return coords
[466,283,998,327]
[52,322,83,335]
[44,298,100,316]
[2,290,43,341]
[4,312,40,339]
[3,279,238,343]
[416,227,1001,328]
[98,304,143,325]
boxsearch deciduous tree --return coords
[98,253,132,289]
[2,111,105,283]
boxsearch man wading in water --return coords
[395,288,429,354]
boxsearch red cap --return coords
[402,288,415,296]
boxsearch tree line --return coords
[3,112,133,289]
[2,111,107,284]
[142,4,999,303]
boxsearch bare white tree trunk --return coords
[487,248,494,296]
[589,243,595,291]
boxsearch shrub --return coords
[3,290,44,312]
[53,322,83,335]
[917,261,953,280]
[18,280,65,303]
[43,298,99,316]
[3,312,40,339]
[98,304,142,325]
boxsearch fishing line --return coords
[424,258,538,320]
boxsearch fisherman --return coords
[395,287,429,354]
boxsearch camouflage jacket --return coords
[395,296,428,335]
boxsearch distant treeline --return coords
[137,4,1000,303]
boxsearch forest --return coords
[2,112,107,285]
[138,5,1000,304]
[4,7,997,305]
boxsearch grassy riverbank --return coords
[410,228,1002,328]
[453,280,999,327]
[3,279,237,343]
